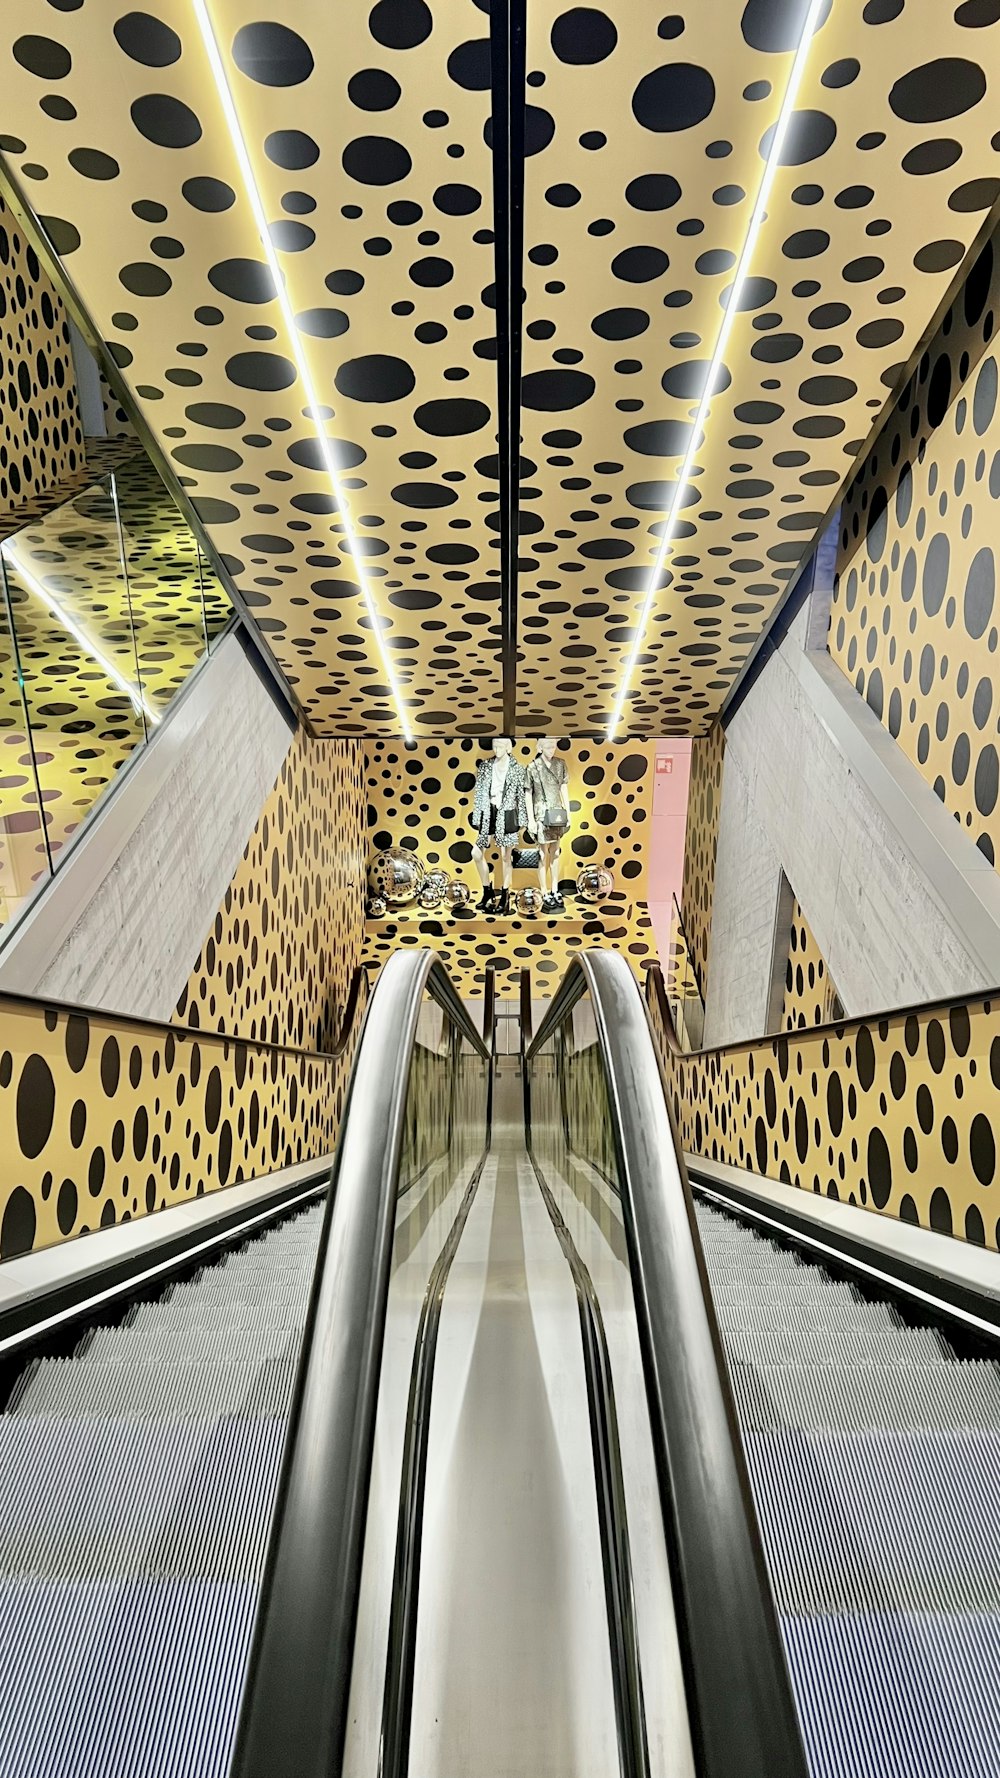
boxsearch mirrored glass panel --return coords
[0,569,50,930]
[1,477,147,869]
[111,455,210,712]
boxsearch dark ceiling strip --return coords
[489,0,526,736]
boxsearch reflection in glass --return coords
[664,896,705,1052]
[529,992,621,1202]
[198,539,230,647]
[0,479,150,869]
[111,455,212,709]
[0,444,234,937]
[0,566,51,930]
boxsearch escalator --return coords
[0,945,995,1777]
[0,1198,325,1778]
[692,1191,1000,1778]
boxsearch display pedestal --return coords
[366,907,590,935]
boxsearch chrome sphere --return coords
[366,894,388,918]
[444,878,471,909]
[368,846,426,909]
[417,881,443,910]
[427,868,450,894]
[516,887,545,917]
[575,865,614,903]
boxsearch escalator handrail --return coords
[230,950,489,1778]
[526,952,808,1778]
[328,962,372,1056]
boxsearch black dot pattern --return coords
[2,11,997,733]
[781,896,839,1030]
[831,230,1000,867]
[0,730,366,1256]
[516,6,1000,732]
[0,997,353,1260]
[362,737,656,994]
[177,730,366,1050]
[0,5,500,734]
[652,991,1000,1251]
[679,721,725,994]
[0,193,82,513]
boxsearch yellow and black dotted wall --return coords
[0,191,82,523]
[831,229,1000,868]
[0,994,350,1259]
[0,729,368,1258]
[363,738,657,996]
[781,897,840,1032]
[178,730,367,1051]
[653,989,1000,1253]
[679,722,725,995]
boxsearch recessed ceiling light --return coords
[607,0,829,739]
[191,0,414,740]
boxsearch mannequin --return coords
[525,737,570,914]
[471,738,527,914]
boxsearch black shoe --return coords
[478,885,495,912]
[496,888,510,915]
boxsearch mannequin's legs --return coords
[472,842,497,910]
[540,842,560,905]
[551,843,564,903]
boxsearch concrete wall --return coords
[0,630,294,1020]
[706,592,1000,1046]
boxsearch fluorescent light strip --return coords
[190,0,414,740]
[1,544,161,726]
[607,0,828,740]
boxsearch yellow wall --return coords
[679,722,724,994]
[0,191,83,522]
[830,230,1000,868]
[781,897,840,1032]
[178,731,367,1051]
[652,991,1000,1251]
[363,738,657,996]
[0,993,350,1258]
[0,729,368,1258]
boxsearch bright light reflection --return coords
[607,0,829,739]
[1,543,161,727]
[191,0,414,740]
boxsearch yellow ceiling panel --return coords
[518,0,1000,734]
[0,0,501,735]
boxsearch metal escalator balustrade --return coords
[524,953,809,1778]
[232,950,490,1778]
[695,1195,1000,1778]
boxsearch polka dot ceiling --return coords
[1,4,999,734]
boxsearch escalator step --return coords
[730,1359,1000,1432]
[74,1326,303,1364]
[12,1355,300,1420]
[0,1574,258,1778]
[719,1326,955,1366]
[742,1426,1000,1612]
[0,1415,290,1580]
[713,1297,902,1333]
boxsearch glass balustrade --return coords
[0,451,231,936]
[664,893,706,1052]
